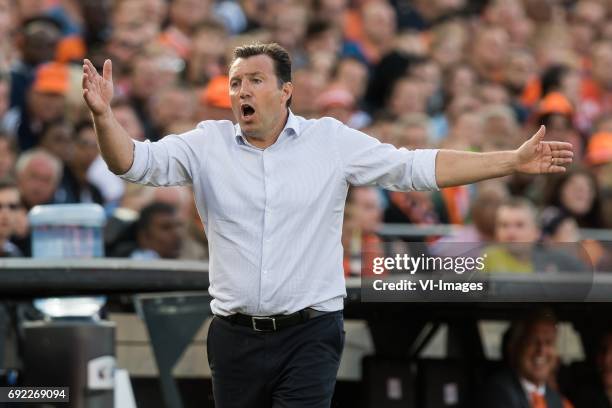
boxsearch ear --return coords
[281,81,293,105]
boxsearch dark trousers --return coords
[207,311,345,408]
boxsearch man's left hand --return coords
[515,125,574,174]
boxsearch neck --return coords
[245,109,289,149]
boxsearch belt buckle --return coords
[252,316,276,332]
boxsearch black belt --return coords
[216,308,330,332]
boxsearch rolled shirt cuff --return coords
[118,140,150,182]
[412,148,439,191]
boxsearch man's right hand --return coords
[82,59,114,116]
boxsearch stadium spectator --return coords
[391,114,431,150]
[37,119,74,163]
[14,62,69,151]
[15,148,62,210]
[347,0,397,66]
[9,16,62,112]
[105,183,154,257]
[128,47,183,141]
[147,85,196,142]
[159,0,214,59]
[585,131,612,183]
[481,308,575,408]
[0,132,17,180]
[0,180,22,257]
[572,330,612,408]
[315,85,355,125]
[186,21,229,86]
[343,186,384,276]
[542,166,607,229]
[130,201,183,260]
[387,76,428,119]
[484,197,587,274]
[54,120,103,204]
[540,207,581,243]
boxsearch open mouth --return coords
[241,103,255,119]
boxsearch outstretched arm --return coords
[82,58,134,174]
[435,126,574,188]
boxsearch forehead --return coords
[229,54,276,78]
[498,206,534,222]
[525,321,557,339]
[0,187,18,198]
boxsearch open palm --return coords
[82,59,114,115]
[516,126,574,174]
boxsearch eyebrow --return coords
[229,71,265,82]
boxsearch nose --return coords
[239,81,252,99]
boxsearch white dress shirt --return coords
[120,111,439,316]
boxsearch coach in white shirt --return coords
[82,43,573,408]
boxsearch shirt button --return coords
[263,270,268,274]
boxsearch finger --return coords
[552,150,574,158]
[102,59,112,82]
[545,141,573,150]
[553,157,573,165]
[547,165,567,173]
[84,59,99,78]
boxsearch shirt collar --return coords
[234,109,300,146]
[520,377,546,397]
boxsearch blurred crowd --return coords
[0,0,611,266]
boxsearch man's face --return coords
[0,188,19,241]
[22,22,61,65]
[28,91,65,123]
[141,212,183,259]
[517,321,558,386]
[495,206,540,243]
[593,43,612,87]
[114,106,145,141]
[40,123,73,163]
[149,88,194,132]
[17,157,58,207]
[336,59,367,100]
[229,54,292,140]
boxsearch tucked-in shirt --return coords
[120,111,439,316]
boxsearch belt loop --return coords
[299,309,307,322]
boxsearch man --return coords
[484,198,587,274]
[15,62,70,151]
[54,120,104,205]
[130,201,183,260]
[82,42,573,407]
[481,309,574,408]
[15,148,62,210]
[0,180,22,257]
[572,329,612,408]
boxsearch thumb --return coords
[102,59,112,82]
[528,125,545,153]
[530,125,546,144]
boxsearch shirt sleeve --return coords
[119,126,205,187]
[333,120,439,191]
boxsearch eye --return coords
[252,78,262,84]
[230,80,239,89]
